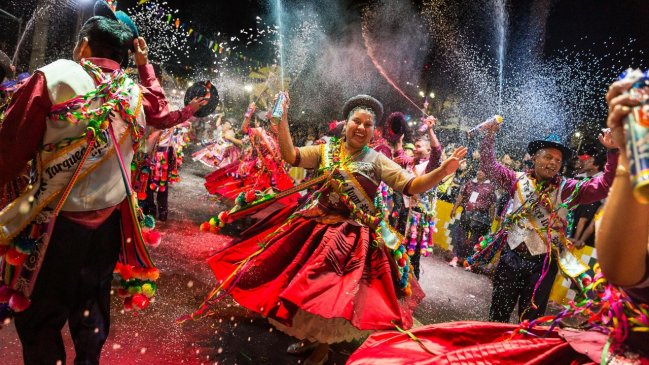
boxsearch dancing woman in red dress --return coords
[204,103,294,203]
[346,78,649,365]
[191,93,467,364]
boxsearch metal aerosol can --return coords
[466,115,504,138]
[620,69,649,203]
[271,92,287,122]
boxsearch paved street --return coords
[0,149,497,365]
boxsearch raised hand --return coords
[440,146,468,176]
[133,37,149,66]
[423,116,437,130]
[598,128,617,150]
[188,97,209,114]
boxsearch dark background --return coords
[1,0,649,151]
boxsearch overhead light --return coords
[418,91,425,97]
[244,85,253,92]
[429,92,435,98]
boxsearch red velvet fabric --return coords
[347,321,594,365]
[207,216,424,330]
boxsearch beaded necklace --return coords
[324,138,414,295]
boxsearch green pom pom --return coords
[143,215,156,229]
[127,285,142,295]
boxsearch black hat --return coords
[341,94,383,123]
[527,134,572,162]
[384,111,409,144]
[184,81,219,117]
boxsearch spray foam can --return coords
[466,115,503,138]
[620,69,649,203]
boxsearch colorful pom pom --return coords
[0,285,13,303]
[245,190,257,203]
[404,286,412,297]
[142,215,156,229]
[131,294,150,310]
[397,258,406,267]
[127,285,143,295]
[142,283,156,298]
[5,248,28,266]
[124,297,133,311]
[145,268,160,281]
[143,230,161,247]
[8,293,30,312]
[199,222,211,232]
[118,264,135,281]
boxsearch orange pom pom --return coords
[145,268,160,281]
[209,226,220,234]
[131,267,146,280]
[404,286,412,297]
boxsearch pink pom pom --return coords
[124,297,133,311]
[0,285,13,303]
[143,230,161,247]
[9,293,31,312]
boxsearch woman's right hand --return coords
[440,147,468,176]
[278,91,290,123]
[605,78,643,156]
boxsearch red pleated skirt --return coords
[207,216,424,333]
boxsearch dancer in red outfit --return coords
[190,93,467,365]
[347,77,649,365]
[204,102,294,203]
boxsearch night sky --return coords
[1,0,649,149]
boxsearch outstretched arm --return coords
[479,129,517,191]
[241,102,255,134]
[563,131,619,206]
